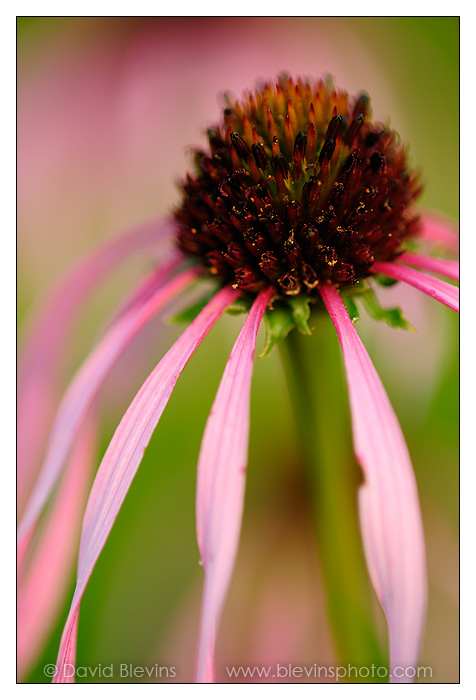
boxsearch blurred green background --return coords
[18,17,458,683]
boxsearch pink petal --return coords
[419,212,459,254]
[319,283,427,683]
[53,610,79,684]
[398,252,459,282]
[17,265,196,549]
[195,287,273,683]
[372,261,459,312]
[53,285,240,683]
[17,418,96,680]
[18,216,178,512]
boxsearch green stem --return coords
[279,328,317,468]
[280,319,386,679]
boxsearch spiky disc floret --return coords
[175,75,422,297]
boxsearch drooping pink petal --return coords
[18,419,96,680]
[372,261,459,312]
[53,285,240,683]
[320,283,427,683]
[17,265,196,549]
[398,252,459,282]
[419,212,459,255]
[53,610,79,684]
[18,216,179,512]
[195,287,273,683]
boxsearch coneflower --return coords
[17,75,459,683]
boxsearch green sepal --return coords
[402,240,419,253]
[288,296,313,335]
[167,288,217,325]
[168,286,254,325]
[343,296,360,323]
[373,274,399,288]
[259,305,296,358]
[339,279,371,298]
[225,297,253,315]
[360,287,415,331]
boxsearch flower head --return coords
[17,74,458,685]
[176,74,421,295]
